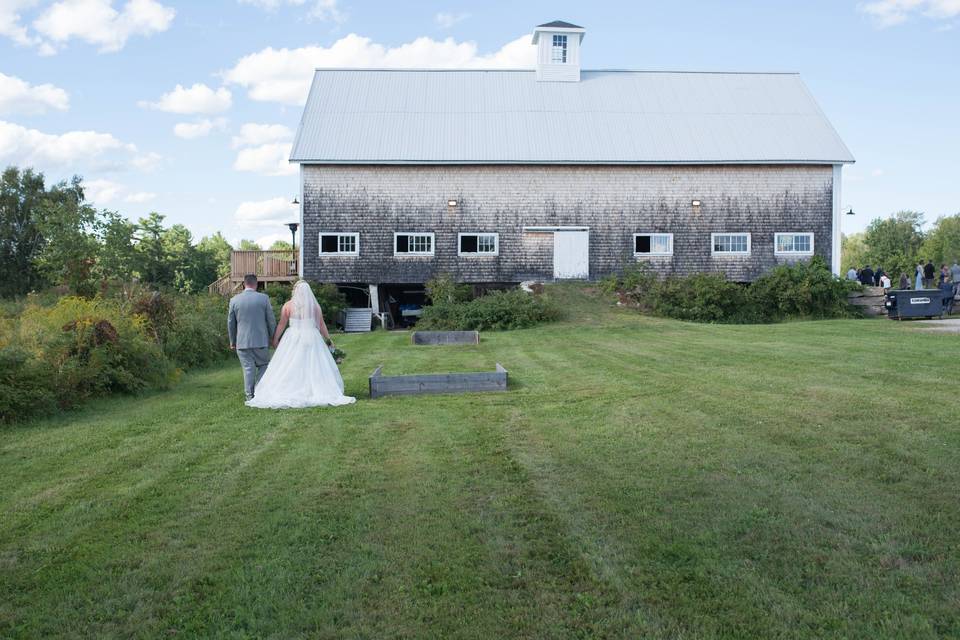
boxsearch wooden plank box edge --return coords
[369,363,508,398]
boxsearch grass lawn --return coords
[2,285,958,639]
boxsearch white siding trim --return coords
[633,233,674,256]
[457,232,499,256]
[774,232,815,256]
[711,232,751,255]
[832,164,842,275]
[318,231,360,256]
[298,165,304,277]
[394,232,435,256]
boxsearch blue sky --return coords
[1,0,957,247]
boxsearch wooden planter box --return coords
[369,364,507,399]
[411,331,480,345]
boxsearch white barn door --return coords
[553,230,589,279]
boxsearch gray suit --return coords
[228,289,277,400]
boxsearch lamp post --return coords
[288,195,301,276]
[287,221,299,275]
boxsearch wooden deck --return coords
[208,250,299,295]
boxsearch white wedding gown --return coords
[245,315,356,410]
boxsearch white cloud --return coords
[131,150,162,171]
[254,232,289,248]
[435,12,469,29]
[142,83,232,114]
[0,119,159,172]
[173,117,227,139]
[84,178,123,204]
[233,141,296,176]
[230,124,295,175]
[231,122,292,148]
[237,0,345,23]
[234,196,296,228]
[0,0,39,46]
[0,71,69,114]
[32,0,175,53]
[859,0,960,27]
[82,179,156,204]
[124,190,156,202]
[871,168,885,177]
[223,32,534,105]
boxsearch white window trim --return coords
[633,233,674,257]
[394,232,435,257]
[318,231,359,256]
[711,232,751,256]
[458,232,499,257]
[774,232,814,256]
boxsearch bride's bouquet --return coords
[328,343,346,364]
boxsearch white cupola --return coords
[531,20,585,82]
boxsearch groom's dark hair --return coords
[243,274,258,288]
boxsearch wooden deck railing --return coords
[230,250,298,279]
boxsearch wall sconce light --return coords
[447,199,458,208]
[845,207,855,216]
[691,199,702,207]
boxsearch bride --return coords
[246,281,356,409]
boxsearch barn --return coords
[289,20,854,321]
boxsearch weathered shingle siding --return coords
[301,164,834,283]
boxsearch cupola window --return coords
[551,34,567,63]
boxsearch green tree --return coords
[196,232,233,279]
[841,232,868,272]
[0,167,52,296]
[96,211,137,282]
[238,239,261,251]
[920,213,960,267]
[134,212,171,285]
[268,239,292,251]
[862,210,925,280]
[163,224,200,292]
[34,176,99,296]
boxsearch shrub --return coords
[131,291,176,343]
[748,256,859,321]
[18,297,177,411]
[419,288,561,331]
[426,274,473,305]
[600,262,659,310]
[2,287,235,424]
[0,346,56,423]
[602,257,856,324]
[265,281,347,321]
[651,273,756,323]
[163,294,231,369]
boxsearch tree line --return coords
[842,210,960,281]
[0,167,283,298]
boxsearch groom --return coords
[227,274,277,400]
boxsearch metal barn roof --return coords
[289,69,854,165]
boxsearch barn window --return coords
[774,233,813,255]
[459,233,499,256]
[712,233,751,255]
[319,232,359,256]
[551,34,567,63]
[394,232,434,256]
[633,233,673,256]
